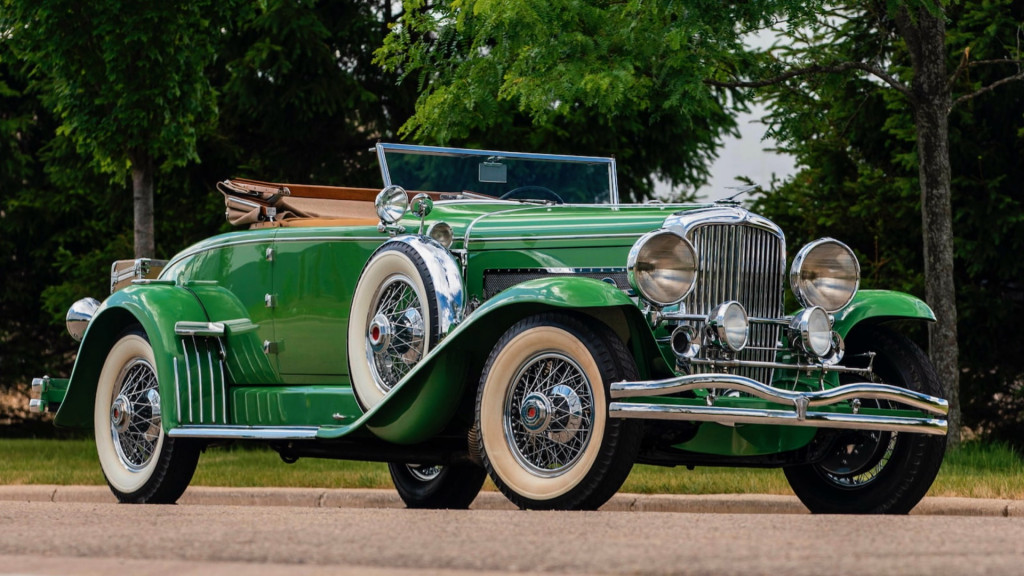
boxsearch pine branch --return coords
[950,71,1024,111]
[949,55,1024,88]
[704,61,912,100]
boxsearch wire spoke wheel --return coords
[388,462,486,509]
[349,242,441,409]
[477,313,641,510]
[504,353,594,477]
[109,359,162,472]
[367,275,426,391]
[94,328,200,504]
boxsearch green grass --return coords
[1,438,1022,498]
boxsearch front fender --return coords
[54,284,209,429]
[832,289,935,338]
[323,276,664,443]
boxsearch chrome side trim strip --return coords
[173,357,182,425]
[467,232,644,244]
[208,347,216,424]
[193,336,203,424]
[185,341,194,423]
[167,426,320,440]
[610,373,948,416]
[462,206,546,250]
[608,402,948,436]
[220,360,227,424]
[163,236,384,277]
[175,321,226,337]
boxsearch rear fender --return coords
[54,284,209,430]
[329,276,664,443]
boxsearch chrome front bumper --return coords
[609,373,948,436]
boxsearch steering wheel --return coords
[499,185,564,204]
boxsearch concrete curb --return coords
[0,485,1020,516]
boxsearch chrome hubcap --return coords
[520,393,553,434]
[110,396,132,433]
[504,353,594,477]
[366,275,427,391]
[368,313,393,353]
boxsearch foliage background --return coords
[2,0,1023,449]
[749,0,1024,444]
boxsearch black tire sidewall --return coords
[388,462,487,509]
[784,325,947,514]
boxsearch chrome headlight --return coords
[66,297,101,342]
[707,301,749,352]
[791,306,833,357]
[375,185,408,224]
[627,230,698,307]
[790,238,860,313]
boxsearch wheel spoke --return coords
[504,352,594,477]
[110,360,160,471]
[370,276,425,390]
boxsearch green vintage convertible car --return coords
[31,143,948,513]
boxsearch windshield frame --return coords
[375,143,620,204]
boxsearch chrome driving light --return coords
[66,297,101,342]
[375,185,408,224]
[627,230,698,307]
[427,221,454,248]
[707,301,749,352]
[790,238,860,312]
[791,306,833,357]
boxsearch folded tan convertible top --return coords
[218,178,382,228]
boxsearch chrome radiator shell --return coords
[664,207,787,384]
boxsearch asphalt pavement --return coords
[0,485,1020,515]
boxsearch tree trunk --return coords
[130,151,156,259]
[896,6,961,447]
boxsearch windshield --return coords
[376,143,619,204]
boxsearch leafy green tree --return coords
[750,0,1024,447]
[375,1,824,198]
[217,0,415,187]
[0,41,128,426]
[0,0,419,417]
[1,0,229,258]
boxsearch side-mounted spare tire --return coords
[347,239,450,409]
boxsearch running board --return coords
[168,425,319,440]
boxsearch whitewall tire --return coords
[348,242,440,409]
[94,327,199,503]
[476,313,641,510]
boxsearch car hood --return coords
[426,202,714,250]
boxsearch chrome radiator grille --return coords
[684,222,786,384]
